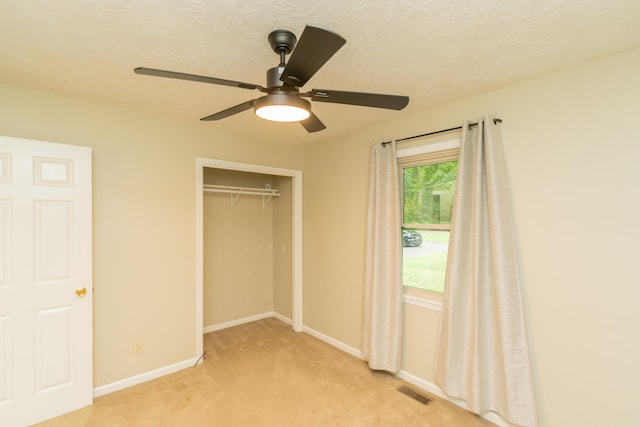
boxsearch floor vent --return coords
[397,385,432,405]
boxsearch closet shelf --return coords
[203,184,280,208]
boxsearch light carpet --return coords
[36,318,494,426]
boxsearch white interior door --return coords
[0,136,92,427]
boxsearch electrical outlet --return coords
[133,339,143,354]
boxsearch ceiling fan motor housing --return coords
[266,66,286,89]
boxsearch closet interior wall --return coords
[203,168,292,330]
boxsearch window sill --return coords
[402,293,443,311]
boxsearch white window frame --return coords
[398,139,460,310]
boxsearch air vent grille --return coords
[397,385,432,405]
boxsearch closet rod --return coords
[203,188,281,197]
[381,118,502,147]
[203,184,280,197]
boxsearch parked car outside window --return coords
[402,229,422,247]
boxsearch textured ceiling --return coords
[1,1,639,144]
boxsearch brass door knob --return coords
[75,287,87,297]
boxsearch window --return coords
[398,143,459,295]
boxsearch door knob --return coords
[75,287,87,297]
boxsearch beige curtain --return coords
[434,116,538,426]
[362,139,403,372]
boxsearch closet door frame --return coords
[195,157,302,357]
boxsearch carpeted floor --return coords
[35,318,493,426]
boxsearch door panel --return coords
[0,199,9,287]
[0,314,11,405]
[36,306,72,392]
[35,201,73,282]
[0,136,92,427]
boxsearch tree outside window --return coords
[402,160,457,293]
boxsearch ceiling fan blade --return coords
[306,89,409,110]
[134,67,266,91]
[200,100,256,121]
[300,112,326,133]
[280,25,346,87]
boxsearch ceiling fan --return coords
[134,24,409,133]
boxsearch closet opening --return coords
[195,158,302,360]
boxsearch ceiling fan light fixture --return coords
[135,25,408,132]
[254,94,311,122]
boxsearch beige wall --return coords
[273,175,293,319]
[302,47,640,426]
[0,82,303,387]
[203,170,273,326]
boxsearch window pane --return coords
[402,230,450,292]
[402,160,457,292]
[402,161,457,227]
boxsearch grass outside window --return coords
[402,231,450,293]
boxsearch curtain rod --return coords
[381,118,502,146]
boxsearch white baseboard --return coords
[93,357,197,398]
[397,369,445,398]
[272,312,292,325]
[302,325,363,359]
[203,311,274,334]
